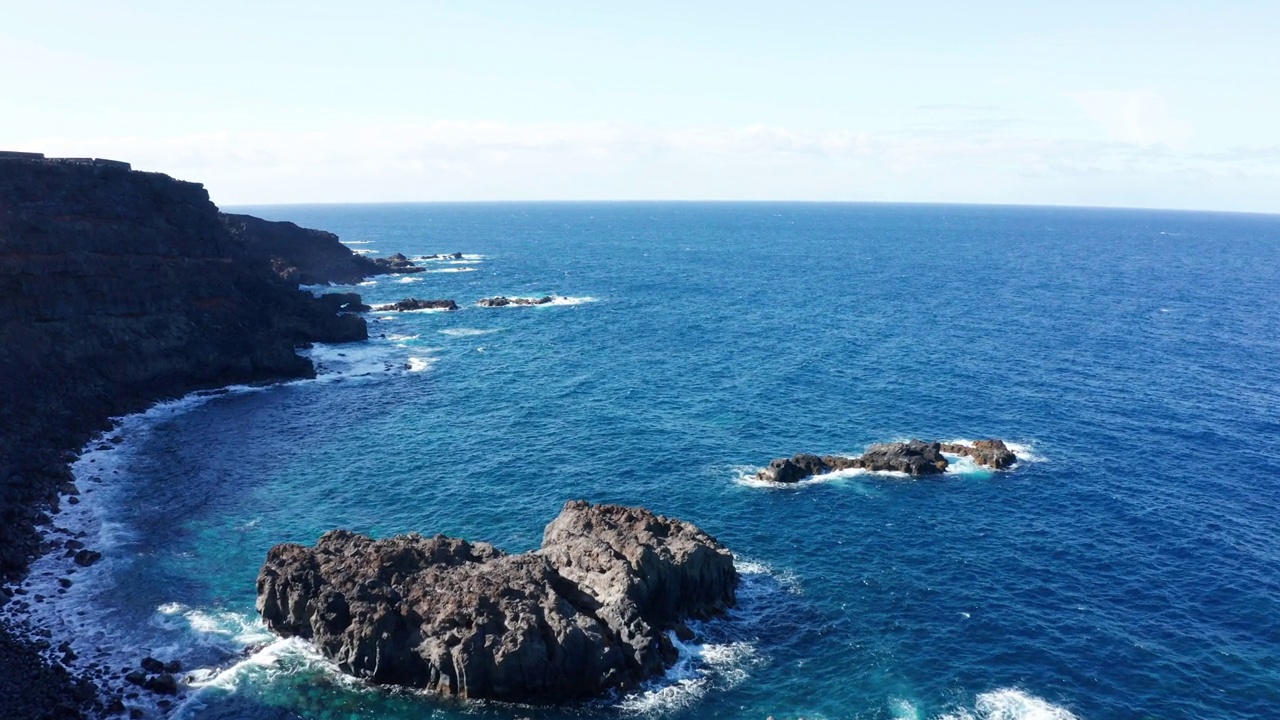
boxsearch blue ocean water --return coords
[27,203,1280,719]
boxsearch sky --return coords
[3,1,1279,211]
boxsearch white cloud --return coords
[1067,90,1194,148]
[15,118,1278,211]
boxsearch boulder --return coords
[939,439,1018,469]
[143,673,177,695]
[256,501,737,703]
[757,454,831,484]
[375,298,458,312]
[72,550,101,567]
[857,440,949,476]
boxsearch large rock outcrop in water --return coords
[756,439,1018,483]
[256,501,738,702]
[0,153,376,718]
[375,298,458,312]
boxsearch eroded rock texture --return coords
[223,214,424,285]
[256,501,737,702]
[756,439,1018,483]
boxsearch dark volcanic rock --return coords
[142,674,177,696]
[857,440,949,475]
[369,252,423,274]
[758,454,831,484]
[538,501,738,676]
[375,298,459,312]
[222,214,424,285]
[477,296,554,307]
[757,438,1019,483]
[939,439,1018,469]
[314,293,371,314]
[72,550,101,568]
[256,501,737,703]
[0,153,374,718]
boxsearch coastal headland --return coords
[0,152,389,718]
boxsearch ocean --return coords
[11,203,1280,719]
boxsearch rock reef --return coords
[256,501,737,703]
[478,296,553,307]
[375,298,459,312]
[756,439,1018,483]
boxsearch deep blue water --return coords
[38,204,1280,719]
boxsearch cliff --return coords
[0,154,371,718]
[222,213,424,285]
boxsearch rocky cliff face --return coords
[0,155,372,718]
[256,501,738,703]
[222,213,424,285]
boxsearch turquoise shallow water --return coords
[27,204,1280,719]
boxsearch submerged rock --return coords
[375,298,458,312]
[477,296,553,307]
[756,439,1017,483]
[256,501,737,703]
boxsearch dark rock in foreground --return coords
[0,152,378,717]
[757,439,1018,483]
[478,296,553,307]
[375,298,459,312]
[256,501,737,703]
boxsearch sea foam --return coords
[438,328,497,337]
[937,689,1079,720]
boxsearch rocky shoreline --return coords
[0,153,405,719]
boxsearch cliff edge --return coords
[0,153,370,718]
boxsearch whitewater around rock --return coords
[756,439,1018,483]
[255,501,738,702]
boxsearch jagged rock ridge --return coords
[375,298,458,312]
[223,213,425,285]
[757,439,1019,483]
[256,501,738,703]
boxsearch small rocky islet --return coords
[255,500,737,703]
[756,439,1018,483]
[373,298,459,312]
